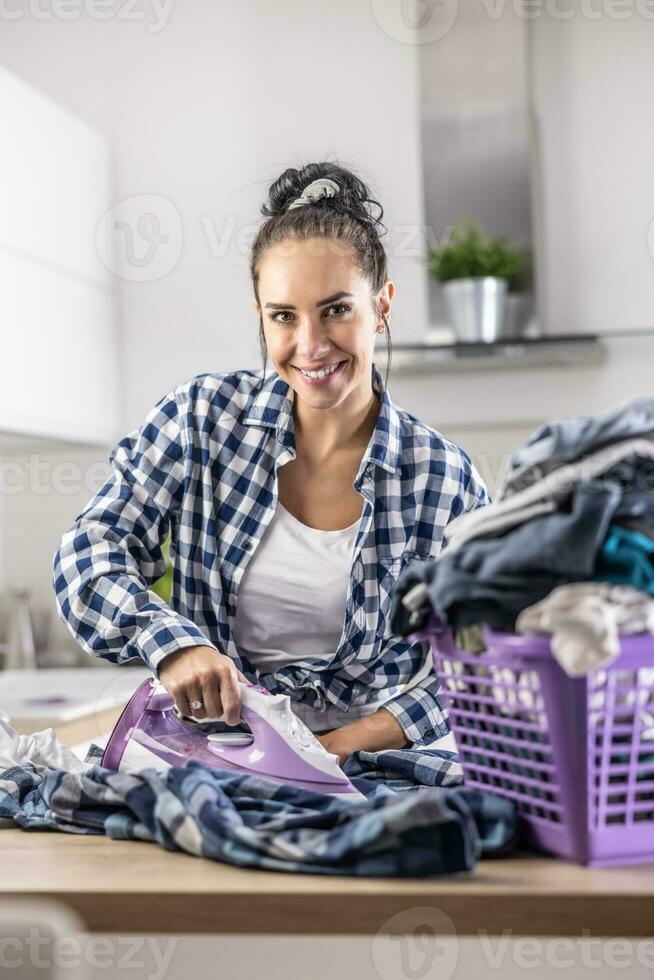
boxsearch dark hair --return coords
[250,161,392,385]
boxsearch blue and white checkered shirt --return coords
[53,366,489,745]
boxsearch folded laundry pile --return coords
[0,714,517,877]
[391,397,654,678]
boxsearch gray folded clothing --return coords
[392,478,622,634]
[501,396,654,497]
[445,438,654,554]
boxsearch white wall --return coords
[529,7,654,334]
[0,0,428,431]
[0,435,113,653]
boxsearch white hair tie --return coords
[287,177,341,211]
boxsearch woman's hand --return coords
[158,645,250,725]
[317,708,408,765]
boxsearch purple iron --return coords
[101,679,365,800]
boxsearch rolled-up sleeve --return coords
[452,447,492,517]
[52,384,219,675]
[381,641,450,745]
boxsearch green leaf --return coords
[427,219,530,291]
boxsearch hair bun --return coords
[261,161,384,233]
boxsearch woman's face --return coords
[255,237,394,413]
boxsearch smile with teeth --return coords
[296,361,344,380]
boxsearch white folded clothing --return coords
[516,582,654,677]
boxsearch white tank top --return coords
[232,501,395,731]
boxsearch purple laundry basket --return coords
[423,619,654,866]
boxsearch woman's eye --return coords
[270,304,351,323]
[326,303,351,317]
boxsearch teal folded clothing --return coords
[595,526,654,595]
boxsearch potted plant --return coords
[427,219,530,343]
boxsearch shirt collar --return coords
[363,364,403,476]
[243,370,296,451]
[243,364,402,475]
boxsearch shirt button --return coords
[243,540,253,552]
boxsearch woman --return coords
[53,162,489,763]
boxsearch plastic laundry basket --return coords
[425,620,654,866]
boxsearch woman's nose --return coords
[295,316,331,359]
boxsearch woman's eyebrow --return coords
[264,291,355,310]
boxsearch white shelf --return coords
[388,334,606,374]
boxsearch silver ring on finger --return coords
[189,698,203,711]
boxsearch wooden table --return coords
[2,708,653,937]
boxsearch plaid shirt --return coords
[53,367,489,745]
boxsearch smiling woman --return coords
[252,164,393,389]
[248,166,396,538]
[53,160,490,762]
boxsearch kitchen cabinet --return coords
[0,66,120,445]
